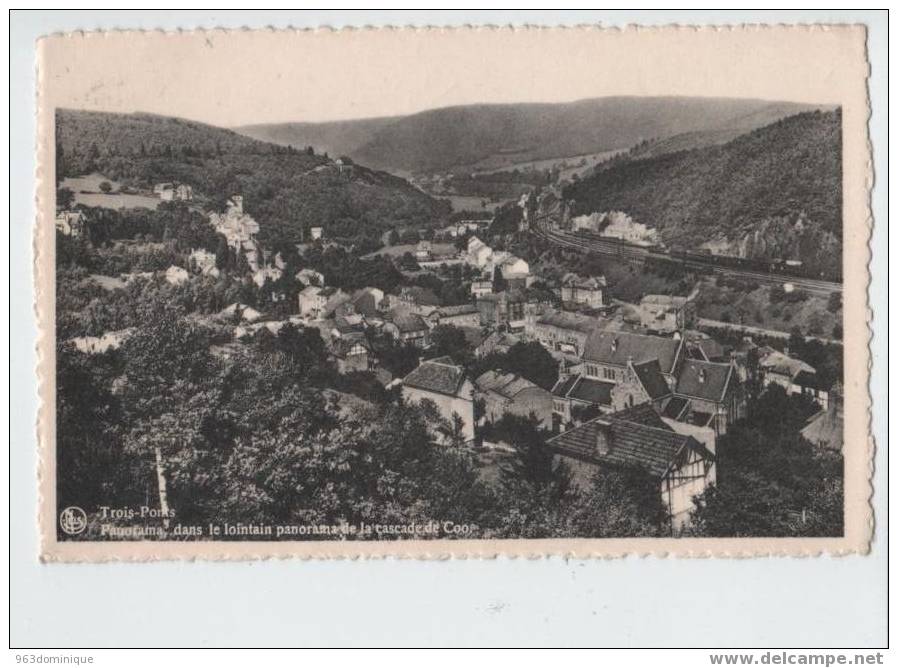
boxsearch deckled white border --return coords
[34,23,874,562]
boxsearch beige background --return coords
[36,24,872,560]
[41,25,863,125]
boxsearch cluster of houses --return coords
[464,236,531,286]
[209,196,262,271]
[389,282,839,533]
[61,181,842,532]
[568,210,661,246]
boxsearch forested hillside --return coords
[56,109,449,249]
[565,110,842,275]
[238,97,823,175]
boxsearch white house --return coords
[55,211,87,237]
[296,268,325,287]
[165,266,189,286]
[402,357,476,444]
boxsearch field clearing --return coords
[61,173,161,210]
[436,194,506,213]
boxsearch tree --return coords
[214,237,231,271]
[437,412,468,448]
[429,324,472,365]
[503,341,559,390]
[56,187,75,210]
[689,386,843,537]
[98,181,113,193]
[492,266,507,293]
[497,414,568,494]
[570,468,666,537]
[827,292,842,313]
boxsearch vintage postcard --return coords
[36,25,872,561]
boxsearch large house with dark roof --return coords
[560,273,607,308]
[402,357,475,443]
[610,359,672,412]
[547,404,717,531]
[666,359,745,435]
[528,311,601,357]
[383,311,431,348]
[582,330,684,386]
[331,338,369,374]
[427,303,481,329]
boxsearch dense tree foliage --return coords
[470,341,559,391]
[689,386,843,537]
[56,109,450,248]
[565,110,842,275]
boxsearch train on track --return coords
[567,229,841,282]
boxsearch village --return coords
[55,177,845,535]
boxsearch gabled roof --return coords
[561,273,606,289]
[675,360,733,403]
[474,370,542,399]
[388,311,429,334]
[536,311,600,334]
[759,350,815,378]
[661,396,690,420]
[552,374,614,406]
[611,402,673,431]
[547,408,712,479]
[583,330,683,374]
[631,359,671,400]
[437,304,479,318]
[690,338,729,362]
[350,291,379,317]
[403,357,467,397]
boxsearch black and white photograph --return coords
[36,23,871,558]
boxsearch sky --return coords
[39,26,864,127]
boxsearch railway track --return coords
[532,217,842,296]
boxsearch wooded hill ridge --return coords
[237,96,827,175]
[55,109,449,250]
[564,109,842,275]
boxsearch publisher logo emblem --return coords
[59,506,87,535]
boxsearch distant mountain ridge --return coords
[564,109,842,276]
[236,96,830,175]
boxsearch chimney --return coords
[594,419,612,455]
[611,337,618,353]
[698,368,706,384]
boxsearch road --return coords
[532,215,842,297]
